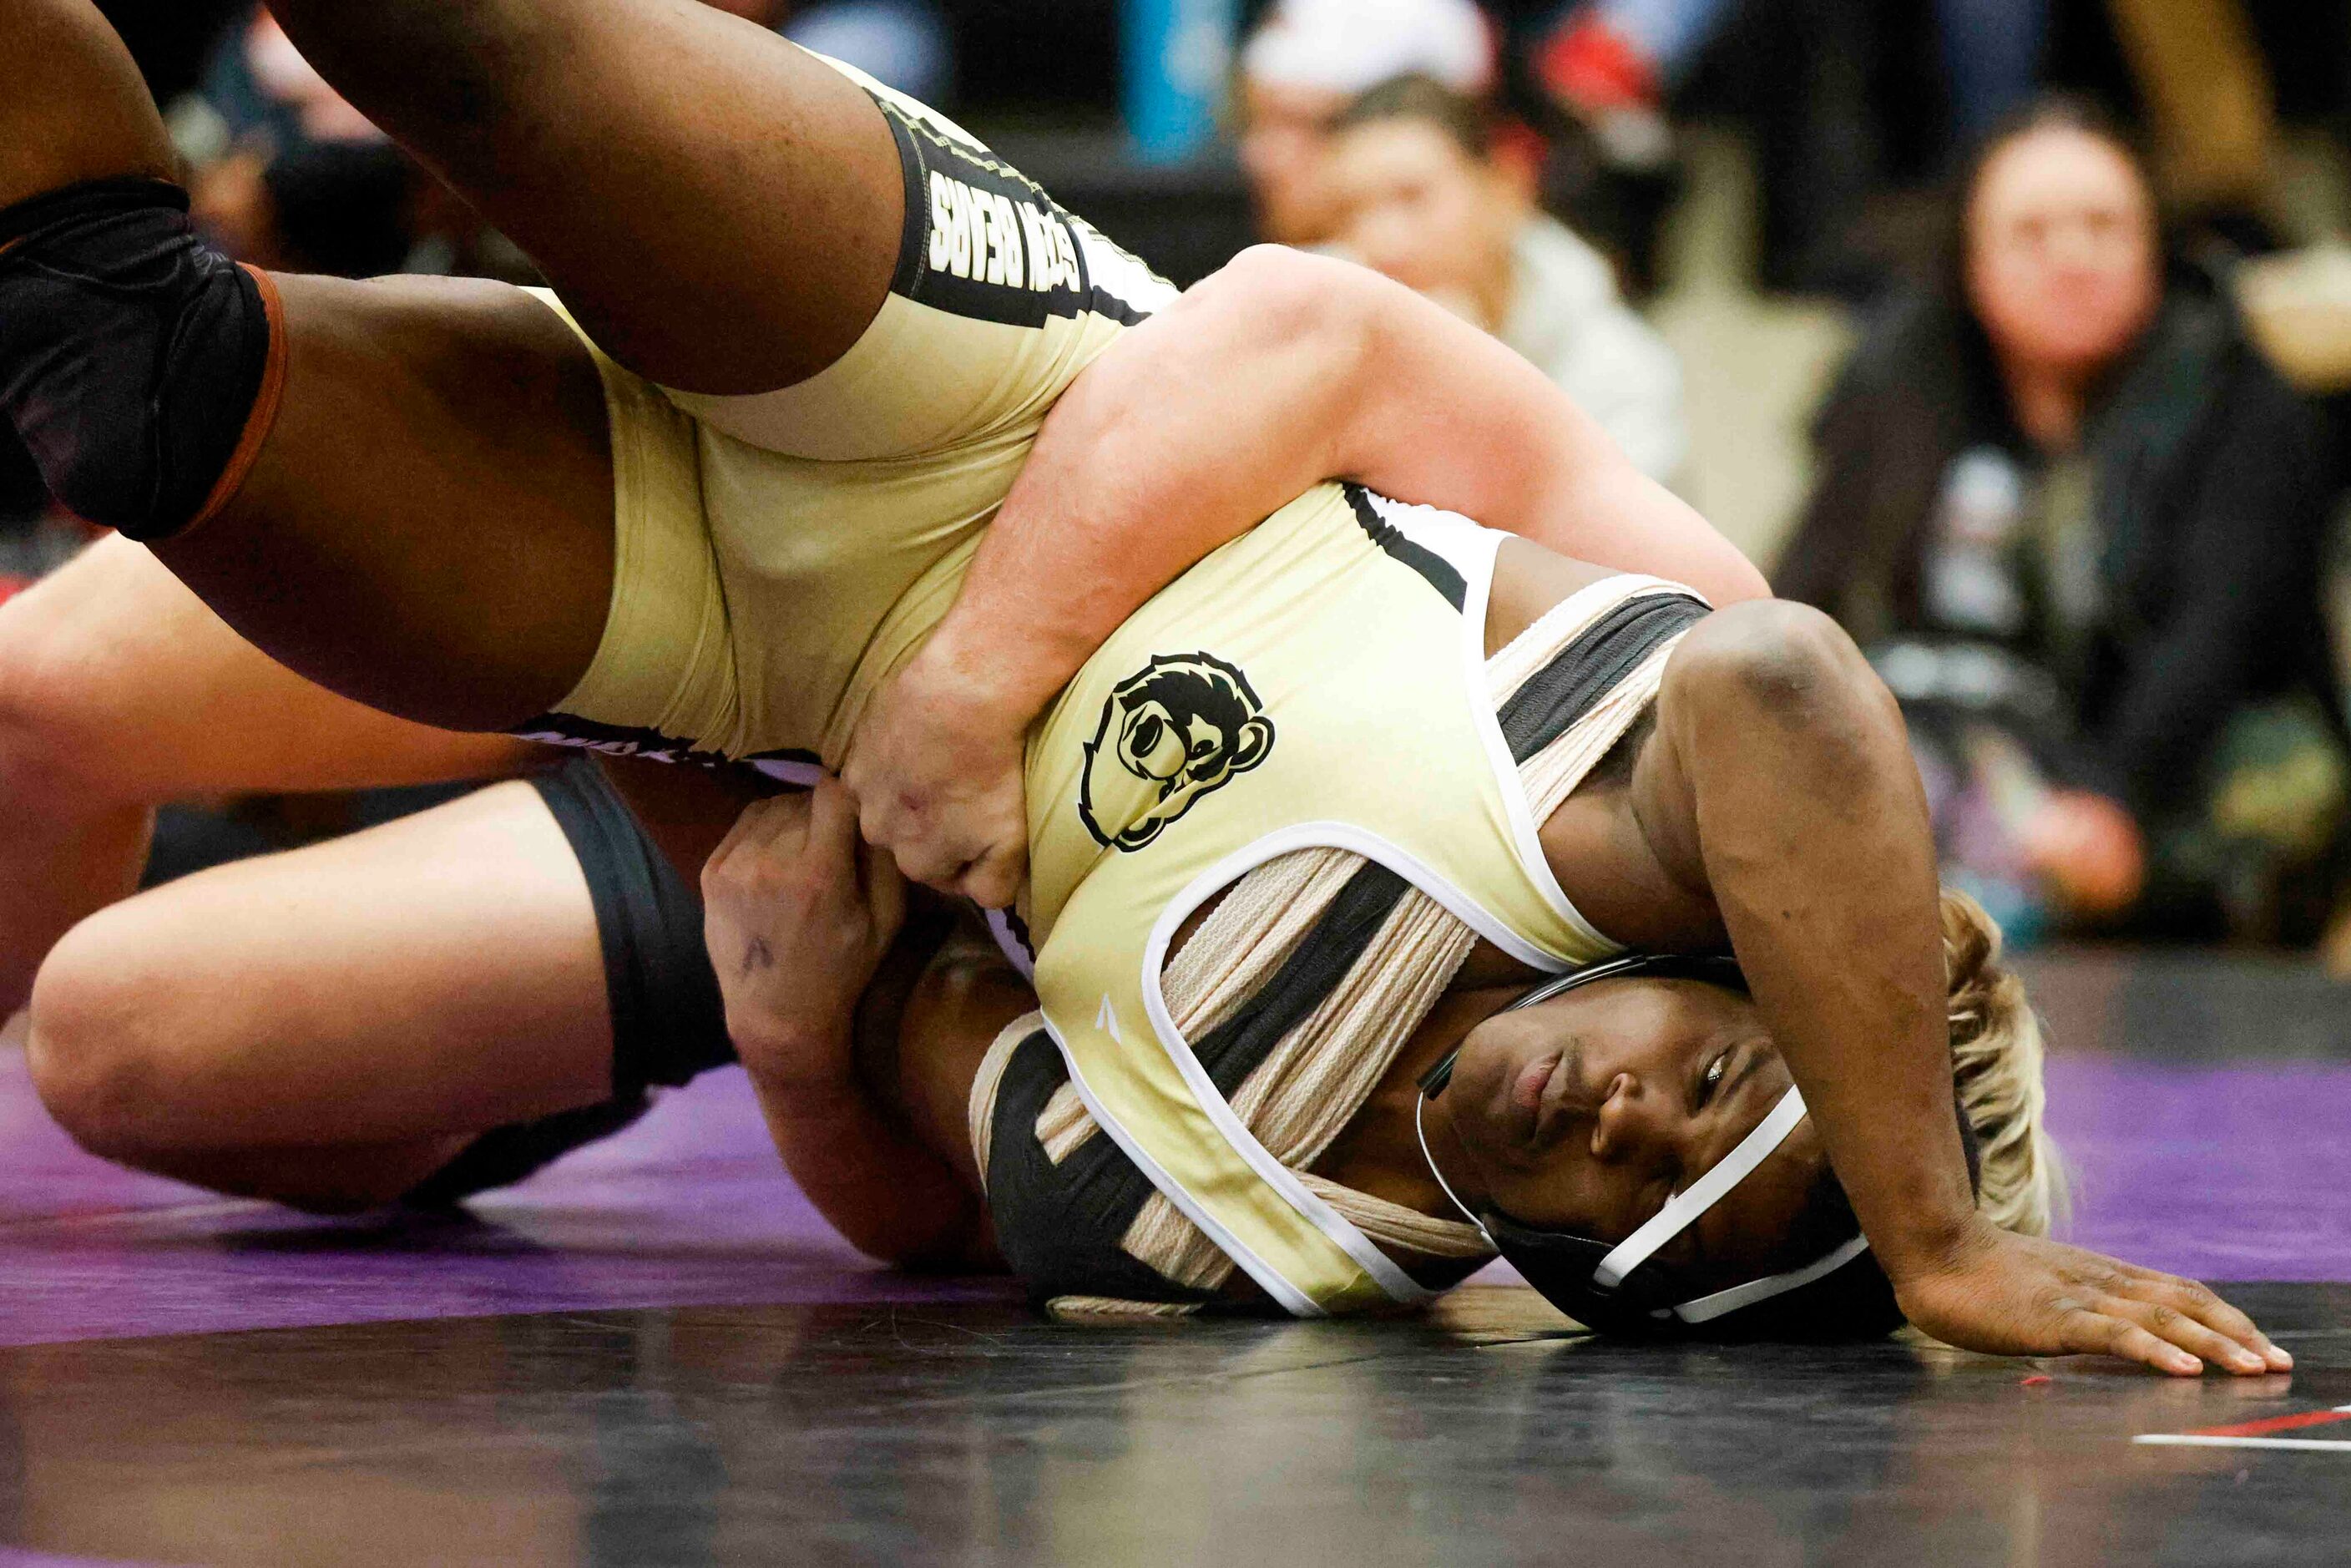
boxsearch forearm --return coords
[924,248,1763,725]
[919,250,1360,721]
[1656,603,1980,1276]
[743,1054,986,1269]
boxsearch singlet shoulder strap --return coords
[1495,582,1711,763]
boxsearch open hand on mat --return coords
[1894,1222,2290,1378]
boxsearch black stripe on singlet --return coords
[985,586,1714,1306]
[1495,593,1710,763]
[986,862,1418,1306]
[1191,589,1710,1085]
[987,1028,1217,1307]
[1344,484,1465,610]
[1188,862,1414,1093]
[877,94,1165,331]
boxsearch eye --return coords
[1697,1050,1730,1107]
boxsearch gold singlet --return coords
[1001,487,1709,1313]
[511,52,1176,773]
[507,58,1716,1317]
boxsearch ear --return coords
[1226,716,1276,775]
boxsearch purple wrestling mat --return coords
[0,1055,1016,1349]
[0,947,2344,1350]
[2,950,2348,1568]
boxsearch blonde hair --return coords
[1940,888,2069,1237]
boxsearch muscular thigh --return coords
[0,534,532,800]
[154,275,616,733]
[34,778,614,1147]
[268,0,903,393]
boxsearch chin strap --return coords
[1592,1084,1876,1326]
[1419,1077,1870,1324]
[1668,1233,1873,1324]
[1594,1084,1811,1287]
[1415,1092,1493,1244]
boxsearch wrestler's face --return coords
[1440,979,1826,1283]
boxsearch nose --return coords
[1590,1073,1674,1162]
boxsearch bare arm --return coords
[700,782,988,1269]
[1644,600,2287,1376]
[934,245,1762,715]
[847,246,1763,900]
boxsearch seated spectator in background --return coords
[1326,75,1686,483]
[1776,98,2345,945]
[1236,0,1496,245]
[1528,0,2048,296]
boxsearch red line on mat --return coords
[2186,1409,2351,1439]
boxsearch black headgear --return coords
[1416,953,1981,1342]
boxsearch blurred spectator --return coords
[1520,0,2050,296]
[1236,0,1496,245]
[1777,98,2344,944]
[174,9,417,277]
[1534,0,2044,155]
[1326,76,1686,481]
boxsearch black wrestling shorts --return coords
[529,756,735,1096]
[404,758,732,1206]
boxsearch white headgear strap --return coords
[1594,1084,1810,1289]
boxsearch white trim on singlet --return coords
[1057,821,1586,1316]
[1473,567,1704,956]
[1039,1008,1327,1318]
[1358,496,1606,954]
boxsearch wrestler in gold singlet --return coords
[516,56,1176,773]
[510,57,1727,1317]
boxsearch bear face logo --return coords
[1078,653,1277,852]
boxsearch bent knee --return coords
[24,913,187,1160]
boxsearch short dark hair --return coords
[1333,73,1498,161]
